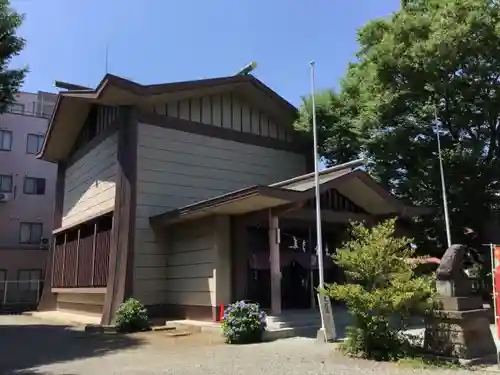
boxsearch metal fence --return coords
[0,280,43,312]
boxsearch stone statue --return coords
[435,244,473,297]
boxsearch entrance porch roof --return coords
[149,159,432,227]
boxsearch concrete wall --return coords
[133,123,306,305]
[0,91,57,280]
[61,133,118,228]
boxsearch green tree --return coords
[0,0,26,112]
[295,0,500,251]
[325,219,435,360]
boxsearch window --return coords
[0,174,12,193]
[0,130,12,151]
[18,269,42,292]
[19,222,43,244]
[26,134,44,154]
[23,177,45,195]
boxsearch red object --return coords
[495,265,500,339]
[219,303,225,322]
[494,248,500,340]
[495,247,500,261]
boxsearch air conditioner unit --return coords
[0,193,12,202]
[40,238,49,249]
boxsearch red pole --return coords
[219,303,225,322]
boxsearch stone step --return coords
[163,330,192,337]
[266,309,353,330]
[267,314,321,321]
[152,324,193,337]
[151,325,176,332]
[164,320,221,334]
[266,315,321,329]
[263,325,320,341]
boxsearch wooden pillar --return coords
[268,210,281,315]
[61,233,67,287]
[232,217,249,301]
[102,107,138,326]
[91,222,97,286]
[50,239,56,287]
[75,228,80,286]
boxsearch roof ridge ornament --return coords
[235,61,257,76]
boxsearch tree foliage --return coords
[0,0,26,112]
[325,219,435,360]
[295,0,500,250]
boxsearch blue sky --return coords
[11,0,400,106]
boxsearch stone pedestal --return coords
[423,296,497,361]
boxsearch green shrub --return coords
[221,300,267,344]
[325,219,435,360]
[115,298,151,333]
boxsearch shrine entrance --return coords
[246,222,347,311]
[152,162,430,321]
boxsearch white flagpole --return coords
[310,61,337,342]
[434,107,452,247]
[105,43,109,74]
[309,61,325,293]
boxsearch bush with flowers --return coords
[220,300,267,344]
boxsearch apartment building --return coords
[0,91,57,308]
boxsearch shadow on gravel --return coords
[0,322,144,375]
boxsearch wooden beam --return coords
[51,287,106,294]
[281,209,374,225]
[268,210,281,315]
[273,201,306,216]
[243,201,306,226]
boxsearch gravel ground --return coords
[0,315,490,375]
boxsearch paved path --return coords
[0,315,490,375]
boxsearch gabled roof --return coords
[150,159,433,226]
[39,73,299,162]
[54,73,297,112]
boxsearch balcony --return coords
[52,213,112,289]
[5,102,55,119]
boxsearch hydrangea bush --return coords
[221,300,267,344]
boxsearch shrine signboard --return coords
[317,293,336,342]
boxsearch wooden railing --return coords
[52,227,111,288]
